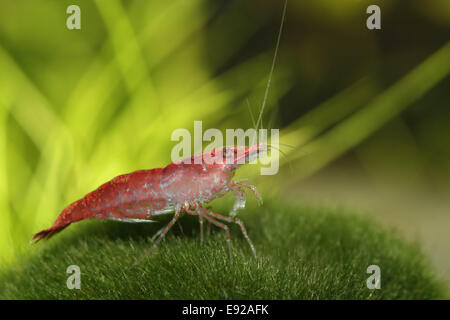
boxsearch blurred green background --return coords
[0,0,449,285]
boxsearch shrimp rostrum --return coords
[32,144,271,263]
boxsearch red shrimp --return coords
[33,0,289,264]
[32,144,271,263]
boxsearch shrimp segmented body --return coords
[32,144,269,263]
[33,0,289,263]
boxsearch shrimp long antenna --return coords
[266,144,288,159]
[255,0,288,131]
[246,98,257,132]
[277,142,296,149]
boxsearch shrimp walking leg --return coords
[184,204,204,242]
[185,205,233,263]
[198,214,204,242]
[202,212,233,264]
[232,181,263,205]
[205,208,257,258]
[134,208,183,265]
[151,228,163,243]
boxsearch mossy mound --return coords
[0,200,445,299]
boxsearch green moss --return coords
[0,200,445,299]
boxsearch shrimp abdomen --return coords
[32,200,85,242]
